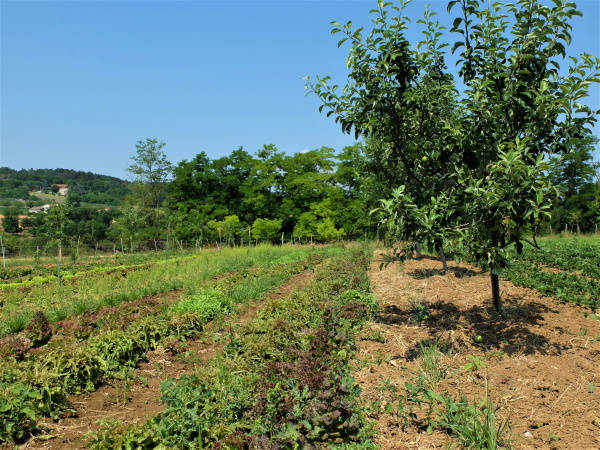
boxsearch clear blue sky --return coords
[1,0,598,180]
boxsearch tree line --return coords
[107,139,376,248]
[1,135,597,254]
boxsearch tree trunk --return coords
[415,243,422,260]
[439,248,448,272]
[491,273,503,312]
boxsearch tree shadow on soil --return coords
[377,294,567,358]
[405,266,480,279]
[400,256,481,279]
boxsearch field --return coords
[0,239,599,448]
[360,238,599,449]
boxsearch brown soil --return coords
[16,270,315,449]
[356,251,600,449]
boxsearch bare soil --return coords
[356,251,600,449]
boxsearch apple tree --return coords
[306,0,599,312]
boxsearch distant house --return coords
[52,184,69,196]
[29,204,51,213]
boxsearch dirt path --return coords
[18,270,315,449]
[357,251,600,449]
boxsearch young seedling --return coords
[464,355,486,372]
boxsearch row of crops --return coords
[0,246,321,338]
[86,247,377,448]
[504,237,600,309]
[0,244,380,446]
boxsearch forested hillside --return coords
[0,167,129,205]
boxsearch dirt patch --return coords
[356,251,600,449]
[16,270,315,449]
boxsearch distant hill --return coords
[0,167,130,206]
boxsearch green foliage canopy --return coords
[306,0,600,311]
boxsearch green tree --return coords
[37,204,73,241]
[66,192,82,207]
[550,136,599,197]
[548,136,599,232]
[126,139,173,222]
[208,215,244,246]
[171,207,210,244]
[168,148,257,225]
[2,212,21,234]
[107,201,158,250]
[307,0,600,312]
[252,218,283,242]
[241,144,286,222]
[294,200,346,243]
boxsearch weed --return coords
[361,327,387,343]
[408,302,430,322]
[464,354,487,372]
[85,419,158,449]
[486,350,506,361]
[417,338,448,384]
[0,382,42,442]
[548,431,560,442]
[432,391,512,449]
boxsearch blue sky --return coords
[1,0,599,180]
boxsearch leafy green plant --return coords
[0,382,42,442]
[409,302,430,323]
[86,418,159,449]
[548,431,560,442]
[0,334,31,360]
[464,355,487,372]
